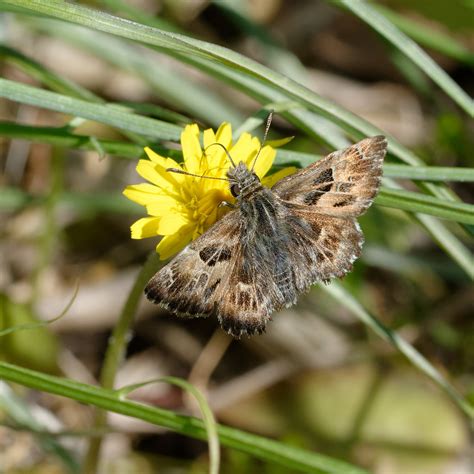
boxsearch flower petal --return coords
[123,183,166,206]
[266,136,295,148]
[229,132,257,166]
[144,147,181,170]
[252,145,276,179]
[124,121,281,261]
[155,212,190,235]
[156,224,194,260]
[136,160,183,191]
[198,188,227,217]
[130,217,161,239]
[181,123,202,174]
[203,127,216,150]
[204,123,233,178]
[146,198,188,217]
[215,122,232,147]
[262,166,298,188]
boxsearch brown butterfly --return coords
[145,135,387,338]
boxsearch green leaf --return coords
[0,44,99,101]
[0,78,181,141]
[23,17,244,127]
[0,122,144,158]
[1,0,423,165]
[383,164,474,182]
[0,362,369,474]
[331,0,473,116]
[373,4,474,65]
[376,188,474,225]
[118,377,220,474]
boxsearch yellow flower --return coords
[123,122,296,260]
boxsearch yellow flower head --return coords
[123,122,295,260]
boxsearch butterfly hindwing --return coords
[280,209,363,286]
[217,192,295,336]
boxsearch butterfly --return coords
[145,135,387,338]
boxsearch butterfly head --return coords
[227,161,262,199]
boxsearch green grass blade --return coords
[373,5,474,65]
[100,0,181,33]
[276,150,474,182]
[0,122,145,158]
[0,78,181,140]
[383,164,474,182]
[161,377,220,474]
[320,282,474,419]
[23,17,244,127]
[0,362,368,474]
[4,186,473,229]
[376,188,474,224]
[3,0,423,165]
[0,44,99,101]
[416,213,474,280]
[333,0,473,116]
[10,124,474,184]
[118,377,220,474]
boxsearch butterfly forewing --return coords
[273,135,386,217]
[145,136,387,338]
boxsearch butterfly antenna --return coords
[166,168,229,182]
[204,142,237,168]
[251,109,273,172]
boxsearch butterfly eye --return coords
[230,183,240,197]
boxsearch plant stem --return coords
[31,146,63,304]
[81,251,161,474]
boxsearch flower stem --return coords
[82,251,161,474]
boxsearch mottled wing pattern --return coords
[145,211,240,318]
[146,136,387,338]
[273,136,387,217]
[145,209,275,337]
[217,193,297,337]
[281,210,364,286]
[272,135,387,284]
[216,241,277,337]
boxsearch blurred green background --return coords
[0,1,473,473]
